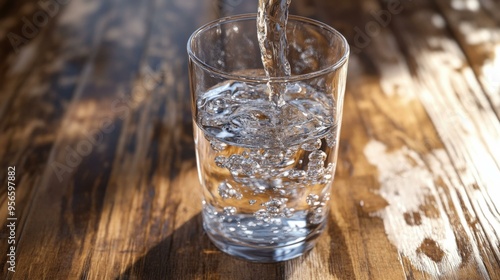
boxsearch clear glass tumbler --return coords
[187,14,349,262]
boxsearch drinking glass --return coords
[187,14,349,262]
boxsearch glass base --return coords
[206,231,318,263]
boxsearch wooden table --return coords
[1,0,499,279]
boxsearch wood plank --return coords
[373,0,500,277]
[478,0,500,24]
[3,0,151,278]
[434,0,500,118]
[0,0,111,277]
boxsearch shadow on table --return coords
[117,213,288,280]
[117,212,356,279]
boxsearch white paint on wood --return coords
[481,44,500,103]
[59,0,101,26]
[364,140,462,276]
[451,0,480,11]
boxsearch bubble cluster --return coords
[253,197,297,222]
[206,97,229,115]
[215,156,226,168]
[283,207,295,218]
[309,150,327,162]
[212,133,336,225]
[306,151,327,181]
[213,154,260,177]
[306,193,331,225]
[197,80,341,246]
[320,163,335,184]
[218,181,242,200]
[216,142,334,188]
[307,207,325,225]
[223,206,237,216]
[197,81,336,147]
[263,198,287,215]
[326,130,337,148]
[288,170,307,180]
[254,209,271,223]
[306,194,321,206]
[210,139,227,151]
[302,139,322,151]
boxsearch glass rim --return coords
[187,13,350,83]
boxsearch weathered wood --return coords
[0,0,499,279]
[434,0,500,117]
[0,0,112,277]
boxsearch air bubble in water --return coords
[262,150,285,166]
[321,173,332,184]
[307,207,325,225]
[309,150,327,162]
[302,139,322,151]
[223,206,237,216]
[215,156,227,168]
[247,180,268,194]
[283,208,295,218]
[218,181,242,200]
[275,189,287,196]
[240,158,259,176]
[326,131,337,148]
[306,194,321,206]
[320,164,335,184]
[254,209,271,223]
[307,166,325,180]
[210,139,228,151]
[227,154,245,170]
[321,193,331,205]
[264,198,286,215]
[207,97,228,115]
[288,170,307,180]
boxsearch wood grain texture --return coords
[0,0,499,279]
[434,0,500,117]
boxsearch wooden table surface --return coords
[1,0,499,279]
